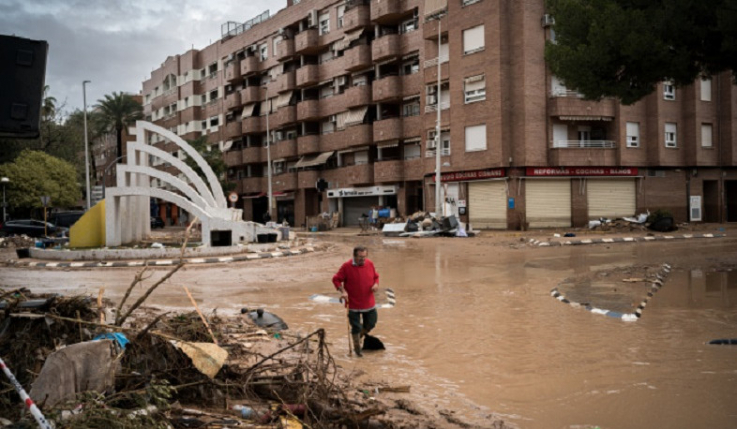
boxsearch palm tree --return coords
[96,92,143,163]
[41,85,57,121]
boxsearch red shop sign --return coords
[526,167,639,176]
[434,168,506,182]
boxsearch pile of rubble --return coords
[382,212,474,238]
[0,235,34,249]
[0,281,511,428]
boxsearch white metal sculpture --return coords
[105,121,259,247]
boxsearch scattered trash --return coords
[150,242,164,248]
[564,233,576,237]
[241,308,289,331]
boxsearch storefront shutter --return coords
[526,179,571,227]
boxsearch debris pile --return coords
[0,286,508,428]
[383,212,474,238]
[0,235,34,249]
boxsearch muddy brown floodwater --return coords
[2,234,737,428]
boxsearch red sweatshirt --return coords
[332,259,380,310]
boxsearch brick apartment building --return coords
[141,0,737,229]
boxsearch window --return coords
[209,89,219,102]
[401,18,418,34]
[465,124,487,152]
[337,5,345,28]
[700,77,712,102]
[463,25,485,54]
[402,99,420,117]
[463,0,482,5]
[427,130,450,156]
[665,122,677,148]
[209,116,219,127]
[273,161,285,175]
[701,124,713,147]
[273,36,283,56]
[404,140,421,159]
[402,55,420,75]
[663,81,675,100]
[464,75,486,103]
[319,12,330,35]
[626,122,640,148]
[259,43,268,61]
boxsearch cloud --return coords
[0,0,285,116]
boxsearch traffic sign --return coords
[40,196,51,207]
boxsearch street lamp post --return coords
[434,19,443,216]
[263,87,274,221]
[1,177,9,223]
[83,80,91,210]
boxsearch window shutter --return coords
[701,124,713,147]
[464,124,487,152]
[463,25,485,54]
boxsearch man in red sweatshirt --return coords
[332,245,379,357]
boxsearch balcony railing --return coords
[423,54,449,69]
[550,89,585,98]
[552,140,616,149]
[425,101,450,113]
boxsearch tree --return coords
[544,0,737,105]
[184,136,235,196]
[95,92,143,163]
[0,150,82,217]
[41,85,57,121]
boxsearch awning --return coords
[378,140,399,148]
[242,192,266,199]
[424,0,447,16]
[334,28,364,51]
[276,91,293,108]
[559,116,613,121]
[335,111,349,130]
[344,106,369,126]
[241,103,256,118]
[294,151,334,168]
[222,140,233,151]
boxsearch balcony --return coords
[321,124,372,152]
[225,60,241,82]
[224,150,242,167]
[298,170,319,189]
[344,83,372,107]
[550,143,618,166]
[423,14,447,40]
[276,38,295,61]
[242,116,264,134]
[344,45,372,71]
[338,162,374,186]
[271,105,297,128]
[372,34,400,62]
[548,96,616,119]
[295,28,320,54]
[225,91,242,110]
[297,99,320,121]
[373,117,402,142]
[240,56,260,76]
[371,0,404,23]
[374,159,404,183]
[239,176,266,194]
[297,134,320,155]
[373,75,402,102]
[296,64,319,88]
[402,115,422,135]
[273,172,298,192]
[241,86,262,104]
[223,121,242,139]
[424,59,449,84]
[241,146,263,164]
[272,138,298,159]
[275,71,296,93]
[342,4,370,32]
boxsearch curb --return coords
[550,263,672,322]
[11,247,316,269]
[530,233,726,247]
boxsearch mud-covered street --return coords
[2,228,737,428]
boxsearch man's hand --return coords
[339,287,349,302]
[371,284,379,293]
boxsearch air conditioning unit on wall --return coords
[541,14,555,27]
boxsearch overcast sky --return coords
[1,0,286,117]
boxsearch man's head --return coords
[353,246,368,266]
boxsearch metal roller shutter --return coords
[526,179,571,227]
[469,181,507,229]
[587,179,636,219]
[342,196,379,226]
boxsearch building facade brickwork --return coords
[141,0,737,229]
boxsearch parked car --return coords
[0,219,67,238]
[151,216,165,229]
[49,211,84,228]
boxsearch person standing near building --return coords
[332,246,379,357]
